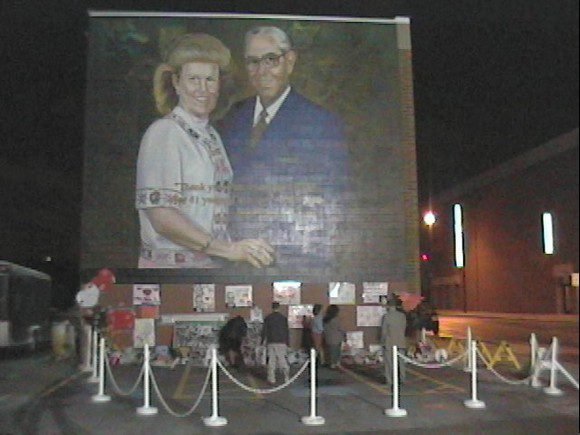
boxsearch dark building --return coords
[422,128,579,314]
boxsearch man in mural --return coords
[219,25,349,274]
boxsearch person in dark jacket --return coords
[262,302,290,384]
[323,304,344,369]
[219,315,248,367]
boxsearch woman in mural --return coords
[135,33,274,268]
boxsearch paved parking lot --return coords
[1,348,578,434]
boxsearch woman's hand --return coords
[144,207,275,267]
[223,238,275,268]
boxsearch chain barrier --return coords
[555,361,580,390]
[475,348,534,385]
[91,330,572,424]
[397,348,469,369]
[396,340,537,386]
[149,362,212,418]
[216,359,310,394]
[104,351,145,396]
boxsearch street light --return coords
[422,210,437,303]
[423,210,437,227]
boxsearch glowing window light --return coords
[453,204,464,268]
[542,212,554,255]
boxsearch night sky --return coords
[1,1,578,305]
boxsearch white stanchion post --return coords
[530,333,537,370]
[203,345,227,427]
[464,340,485,409]
[385,345,407,417]
[543,337,564,396]
[421,327,426,342]
[137,343,158,415]
[302,347,325,425]
[79,324,93,372]
[88,329,99,383]
[530,333,543,388]
[463,326,472,372]
[91,337,111,402]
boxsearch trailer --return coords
[0,261,52,349]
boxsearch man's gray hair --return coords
[244,26,293,54]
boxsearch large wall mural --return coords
[81,13,419,286]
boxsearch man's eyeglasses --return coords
[244,52,287,71]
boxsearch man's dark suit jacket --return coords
[219,90,349,273]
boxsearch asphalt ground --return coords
[1,345,578,435]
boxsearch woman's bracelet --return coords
[201,235,214,252]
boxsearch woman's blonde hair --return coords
[153,33,231,115]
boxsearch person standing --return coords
[218,315,248,368]
[311,303,325,365]
[135,33,274,269]
[380,294,407,385]
[250,303,264,324]
[262,302,290,384]
[323,304,344,369]
[301,314,313,351]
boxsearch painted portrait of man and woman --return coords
[81,13,419,283]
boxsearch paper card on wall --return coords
[134,318,155,348]
[193,284,216,312]
[288,304,314,328]
[107,308,135,330]
[328,282,356,304]
[345,331,364,349]
[250,305,264,323]
[273,281,301,305]
[356,305,386,327]
[137,305,160,319]
[362,282,389,303]
[224,285,253,307]
[133,284,161,306]
[0,321,9,346]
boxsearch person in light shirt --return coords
[135,33,273,269]
[311,303,326,365]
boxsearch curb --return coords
[438,310,579,323]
